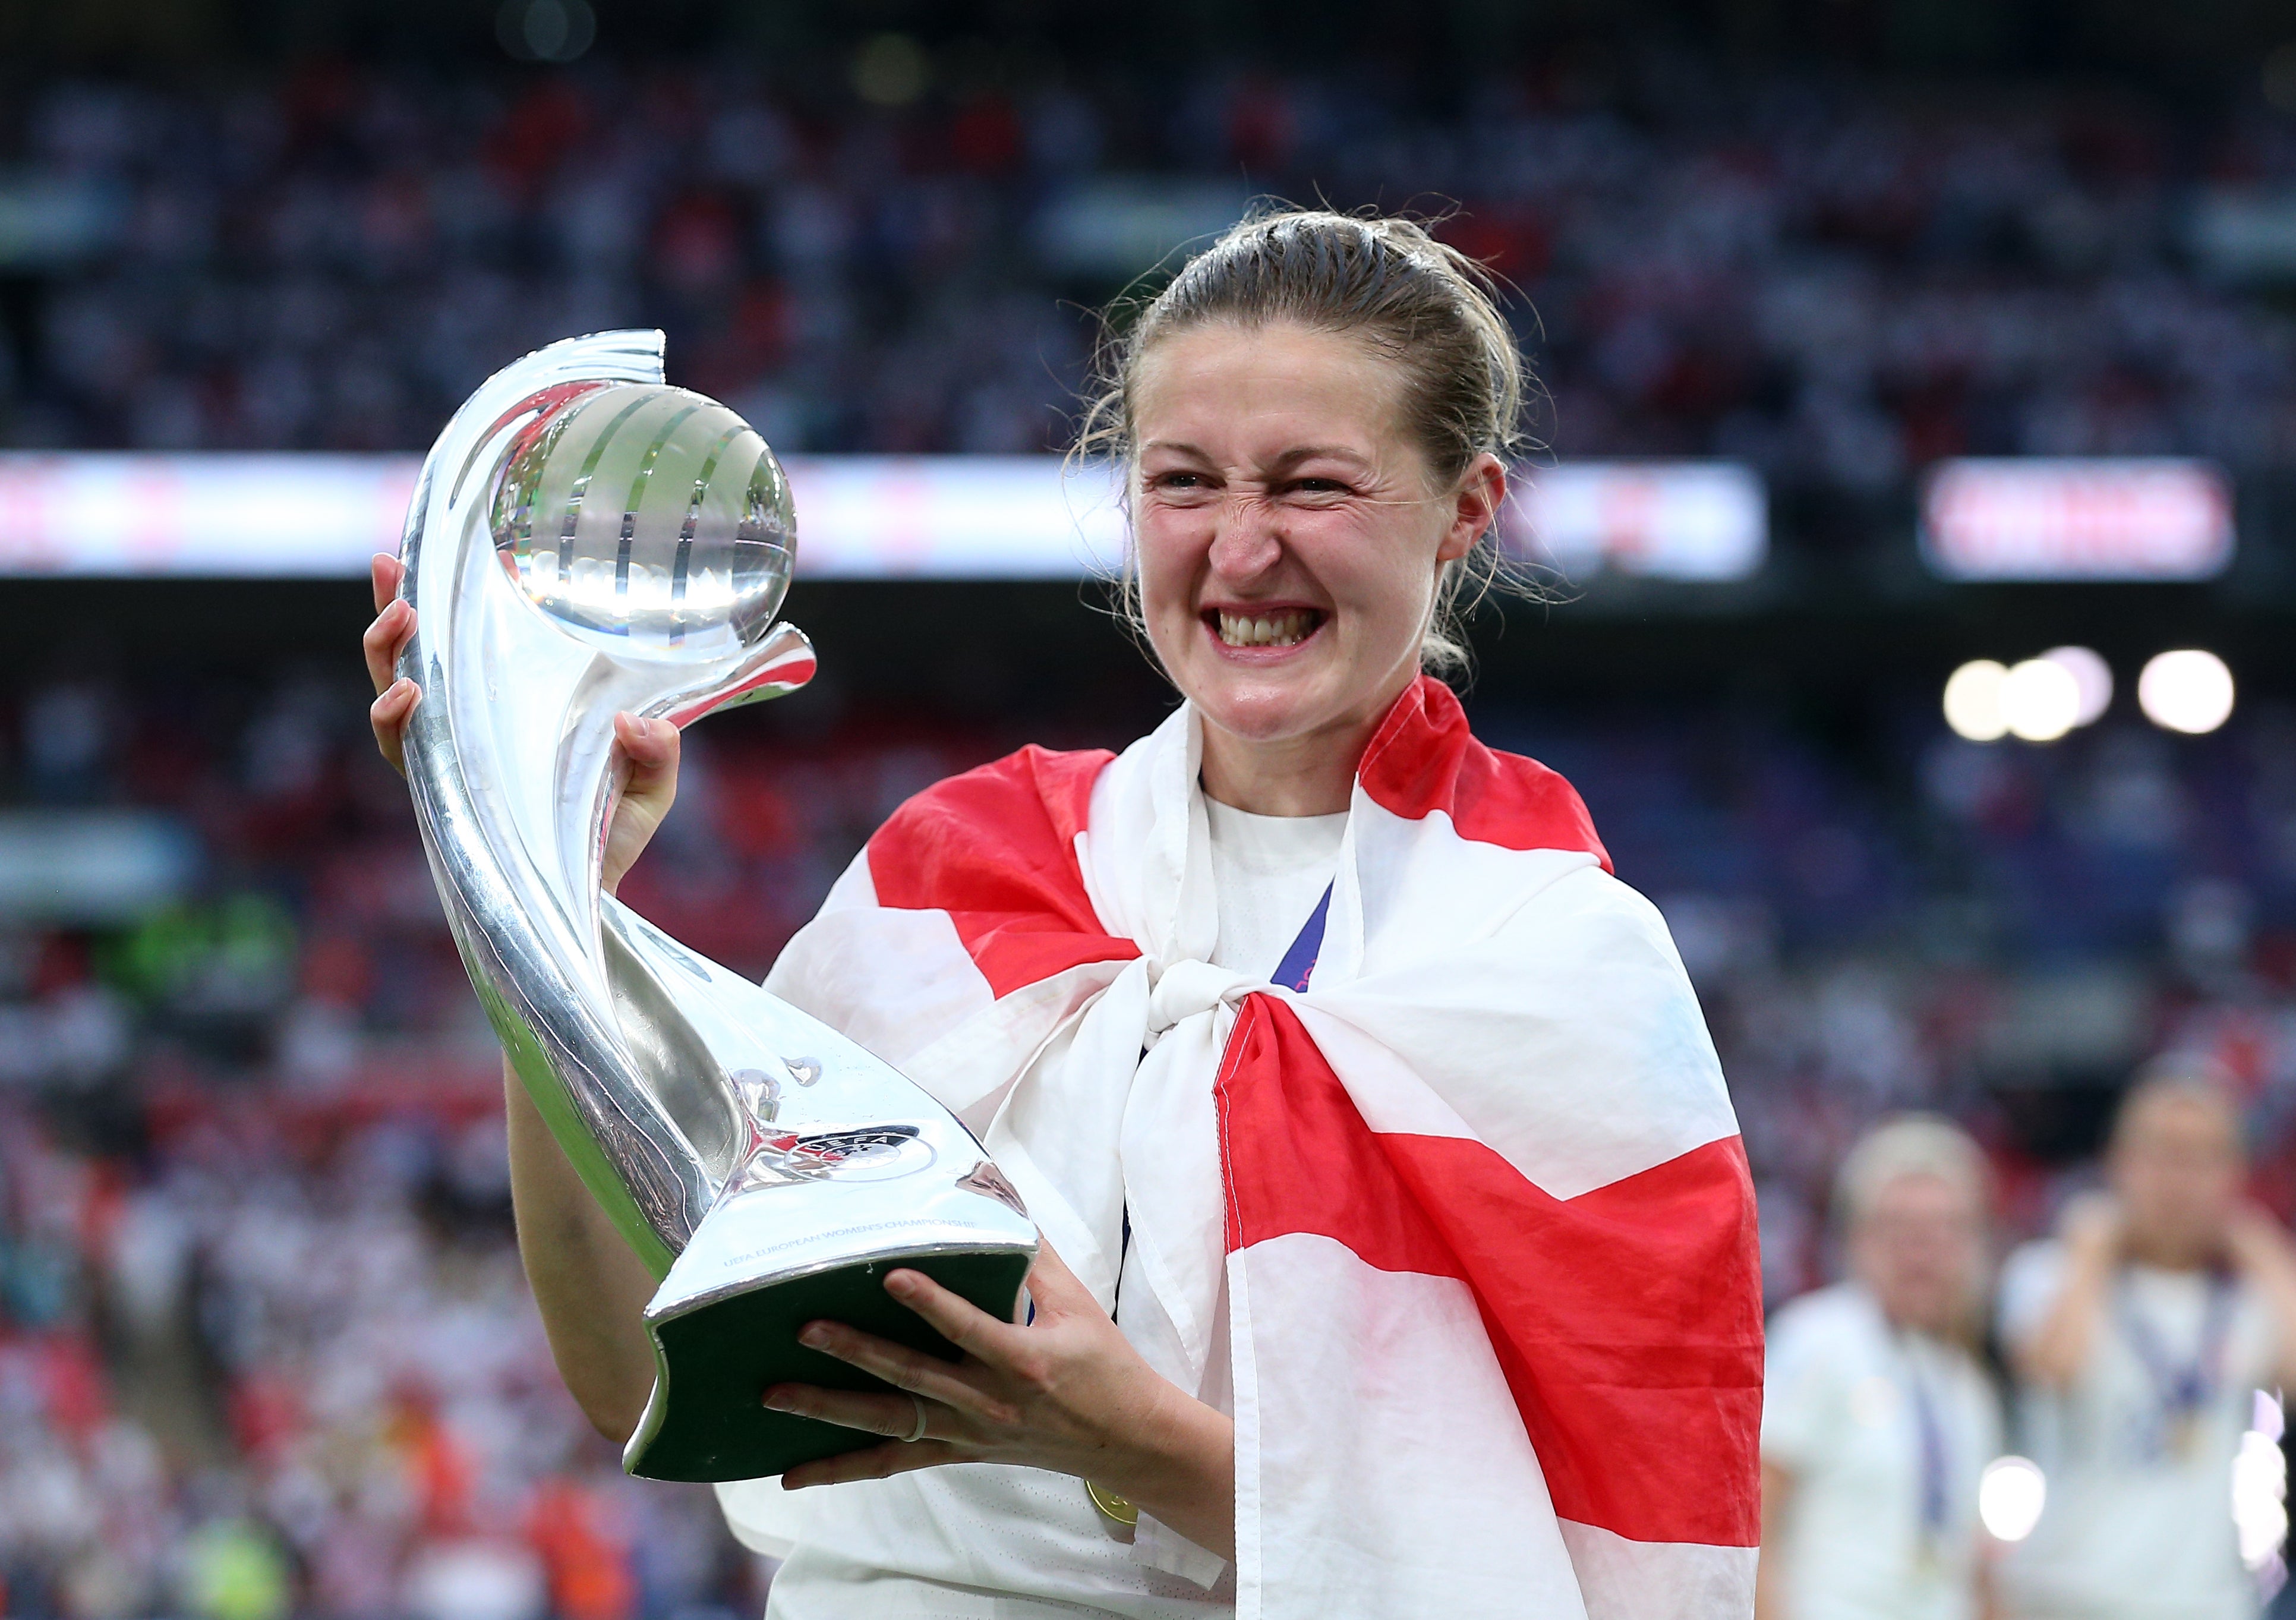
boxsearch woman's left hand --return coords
[764,1240,1236,1558]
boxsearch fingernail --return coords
[799,1325,829,1348]
[885,1272,916,1297]
[761,1390,794,1410]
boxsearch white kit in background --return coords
[1763,1282,2001,1620]
[1997,1240,2279,1620]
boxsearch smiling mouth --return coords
[1209,607,1325,648]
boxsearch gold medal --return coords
[2118,1271,2236,1468]
[2168,1412,2201,1461]
[1086,1479,1140,1527]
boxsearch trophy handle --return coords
[656,618,818,724]
[399,331,765,1269]
[395,330,716,1268]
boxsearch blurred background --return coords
[2,0,2296,1614]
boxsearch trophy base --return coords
[624,1247,1033,1482]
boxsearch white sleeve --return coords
[714,1475,809,1560]
[2234,1279,2284,1393]
[1761,1297,1838,1474]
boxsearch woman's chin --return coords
[1190,676,1347,746]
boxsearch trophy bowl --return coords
[394,330,1037,1482]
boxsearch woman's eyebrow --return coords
[1266,445,1374,473]
[1137,442,1374,474]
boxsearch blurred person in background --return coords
[1998,1067,2296,1620]
[1758,1115,2001,1620]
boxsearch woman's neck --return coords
[1865,1282,1966,1345]
[1199,711,1376,816]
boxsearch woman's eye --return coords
[1153,472,1208,492]
[1288,478,1348,496]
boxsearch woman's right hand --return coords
[362,553,683,896]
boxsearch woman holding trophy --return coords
[365,209,1762,1619]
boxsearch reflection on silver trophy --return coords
[393,329,1037,1483]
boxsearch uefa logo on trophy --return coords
[392,330,1037,1482]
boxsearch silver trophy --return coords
[395,330,1036,1482]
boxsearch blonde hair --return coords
[1077,205,1541,679]
[1835,1114,1990,1230]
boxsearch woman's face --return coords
[2111,1091,2243,1268]
[1850,1172,1985,1338]
[1130,322,1500,764]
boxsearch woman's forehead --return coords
[1138,436,1378,474]
[1865,1170,1979,1219]
[1133,322,1409,444]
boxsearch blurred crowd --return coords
[5,49,2296,482]
[0,666,800,1620]
[0,657,2292,1614]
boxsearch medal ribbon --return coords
[1272,882,1335,994]
[1901,1347,1950,1539]
[2117,1271,2237,1460]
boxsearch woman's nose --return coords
[1205,493,1283,579]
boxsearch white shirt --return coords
[1997,1240,2277,1620]
[723,802,1345,1618]
[1201,802,1346,979]
[1762,1284,2001,1620]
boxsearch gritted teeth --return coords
[1213,607,1322,648]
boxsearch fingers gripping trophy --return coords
[389,329,1037,1483]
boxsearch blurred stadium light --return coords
[0,452,1129,579]
[0,452,1768,581]
[1942,660,2010,742]
[0,453,420,575]
[2137,648,2237,735]
[1510,462,1767,583]
[1979,1456,2048,1543]
[1944,648,2120,744]
[2042,646,2114,726]
[1919,458,2234,582]
[2000,657,2082,742]
[788,456,1125,578]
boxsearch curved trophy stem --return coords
[396,331,1036,1480]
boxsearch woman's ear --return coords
[1440,453,1507,563]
